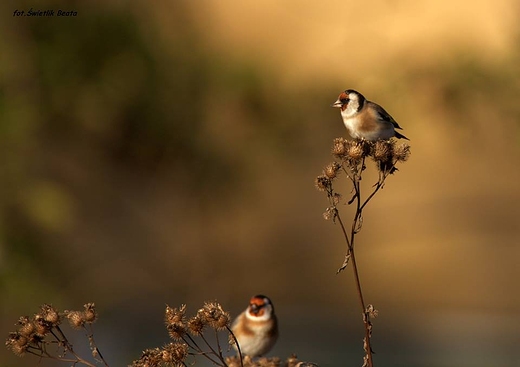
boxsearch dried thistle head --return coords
[286,354,300,367]
[131,347,162,367]
[16,316,35,337]
[393,142,411,162]
[199,301,230,330]
[371,140,393,162]
[83,303,97,323]
[187,313,206,336]
[165,305,187,340]
[225,356,243,367]
[40,304,60,325]
[33,314,52,337]
[323,162,341,180]
[257,356,281,367]
[65,310,85,330]
[314,175,331,192]
[346,139,370,161]
[331,137,348,157]
[5,332,29,357]
[161,342,189,364]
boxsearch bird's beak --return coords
[331,99,342,108]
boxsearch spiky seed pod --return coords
[65,310,85,329]
[165,305,187,340]
[323,162,341,179]
[314,175,331,192]
[17,316,35,337]
[83,303,97,323]
[393,143,411,162]
[331,137,347,157]
[200,302,230,330]
[33,315,52,337]
[40,304,60,325]
[5,332,29,357]
[347,141,366,160]
[162,342,188,363]
[372,140,393,162]
[187,314,206,336]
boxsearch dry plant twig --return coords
[315,137,411,367]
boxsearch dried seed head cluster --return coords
[188,312,206,336]
[393,143,411,162]
[165,304,187,340]
[64,303,98,330]
[372,140,392,162]
[164,301,230,340]
[6,303,100,361]
[323,162,341,179]
[130,347,162,367]
[314,175,331,192]
[331,137,347,156]
[17,316,35,338]
[159,342,189,364]
[316,138,411,196]
[132,301,237,367]
[40,304,60,324]
[226,354,315,367]
[5,332,29,356]
[348,140,370,161]
[83,302,98,322]
[199,301,231,330]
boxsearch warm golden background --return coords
[1,0,520,366]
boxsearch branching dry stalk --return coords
[315,137,411,367]
[6,301,315,367]
[5,303,104,367]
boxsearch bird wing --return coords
[369,102,404,130]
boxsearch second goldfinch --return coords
[231,295,278,357]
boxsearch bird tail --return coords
[395,131,409,140]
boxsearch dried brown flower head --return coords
[5,332,29,357]
[17,316,35,337]
[162,342,189,363]
[372,140,393,162]
[314,175,331,192]
[331,137,347,157]
[65,310,85,330]
[257,356,281,367]
[323,162,341,179]
[40,304,60,325]
[286,354,300,367]
[393,142,411,162]
[33,315,52,337]
[187,313,206,336]
[165,305,187,340]
[83,303,97,323]
[132,348,162,367]
[200,301,230,330]
[347,140,369,161]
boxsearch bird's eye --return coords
[340,98,349,103]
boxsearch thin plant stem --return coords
[200,333,227,366]
[85,324,110,367]
[226,326,244,367]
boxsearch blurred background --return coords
[1,0,520,366]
